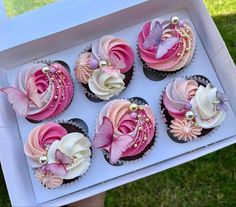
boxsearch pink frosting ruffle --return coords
[99,99,155,158]
[93,35,135,73]
[26,63,73,121]
[24,123,67,163]
[163,77,198,119]
[138,20,196,72]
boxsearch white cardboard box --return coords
[0,0,236,206]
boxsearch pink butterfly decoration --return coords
[43,149,73,177]
[143,21,179,59]
[101,54,126,78]
[93,117,133,163]
[0,75,42,116]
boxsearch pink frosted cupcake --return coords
[24,119,92,189]
[0,61,74,122]
[161,75,228,143]
[92,98,156,165]
[138,16,196,81]
[75,35,135,102]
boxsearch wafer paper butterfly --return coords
[143,21,179,59]
[93,116,133,163]
[42,149,74,177]
[101,54,126,78]
[215,91,229,112]
[0,75,42,116]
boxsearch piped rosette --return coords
[161,76,228,143]
[92,98,156,165]
[138,16,196,80]
[75,35,135,102]
[0,61,73,122]
[24,120,92,189]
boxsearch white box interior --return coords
[1,0,236,206]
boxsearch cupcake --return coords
[0,61,74,122]
[161,76,228,143]
[92,98,156,165]
[75,35,135,102]
[138,16,196,81]
[24,119,92,189]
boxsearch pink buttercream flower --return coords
[35,168,63,189]
[170,119,202,141]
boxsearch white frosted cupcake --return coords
[161,75,228,143]
[24,119,91,189]
[75,35,135,102]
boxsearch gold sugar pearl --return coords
[39,156,48,165]
[137,114,142,119]
[194,123,199,128]
[144,136,148,141]
[185,110,195,121]
[183,33,188,38]
[133,143,138,148]
[42,66,50,74]
[99,60,108,67]
[138,126,143,131]
[171,16,179,25]
[139,106,144,110]
[54,96,58,100]
[145,118,150,122]
[129,103,138,111]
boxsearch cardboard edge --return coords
[42,135,236,207]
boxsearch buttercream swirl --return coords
[88,69,125,100]
[75,35,134,100]
[47,132,91,180]
[13,62,73,121]
[191,84,226,129]
[138,18,196,71]
[163,77,198,119]
[75,52,94,84]
[24,122,67,167]
[97,99,155,159]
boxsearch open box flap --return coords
[0,0,146,52]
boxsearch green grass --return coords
[1,0,236,206]
[3,0,56,17]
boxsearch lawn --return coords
[1,0,236,206]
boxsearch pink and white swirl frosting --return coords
[10,62,73,121]
[95,99,155,162]
[24,122,92,189]
[24,123,67,167]
[163,77,198,119]
[75,35,135,100]
[138,18,196,72]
